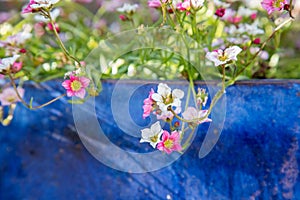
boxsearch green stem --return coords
[8,73,66,110]
[45,10,82,67]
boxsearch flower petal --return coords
[172,89,184,99]
[79,76,90,88]
[150,121,162,135]
[75,89,86,99]
[151,93,163,102]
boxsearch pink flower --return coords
[11,62,23,73]
[253,38,261,44]
[227,15,242,24]
[148,0,163,8]
[177,0,191,14]
[250,13,257,20]
[142,88,154,119]
[119,15,128,21]
[47,22,60,33]
[34,22,46,37]
[62,75,90,99]
[157,130,182,154]
[19,48,27,54]
[261,0,288,15]
[215,7,225,17]
[0,87,24,106]
[22,0,37,14]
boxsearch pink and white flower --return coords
[206,46,242,66]
[261,0,288,15]
[140,121,163,148]
[182,107,212,124]
[0,87,24,106]
[177,0,191,11]
[157,130,182,154]
[151,83,184,120]
[0,55,20,73]
[0,31,32,55]
[62,75,90,99]
[22,0,60,14]
[22,0,59,14]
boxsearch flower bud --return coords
[215,8,225,18]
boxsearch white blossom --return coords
[206,46,242,66]
[140,121,163,148]
[117,3,139,14]
[0,55,20,72]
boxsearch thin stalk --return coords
[8,73,66,110]
[46,10,82,67]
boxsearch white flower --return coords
[140,121,163,148]
[182,107,212,124]
[206,46,242,66]
[117,3,139,14]
[152,83,184,114]
[213,0,230,8]
[0,55,20,72]
[190,0,205,10]
[30,0,60,9]
[34,8,60,22]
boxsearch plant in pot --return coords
[0,0,300,199]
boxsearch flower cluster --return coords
[0,0,296,129]
[142,83,184,121]
[140,83,211,154]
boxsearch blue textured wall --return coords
[0,80,300,200]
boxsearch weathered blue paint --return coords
[1,80,300,200]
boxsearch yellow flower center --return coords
[274,0,285,8]
[6,96,16,103]
[164,139,174,149]
[218,55,228,62]
[71,80,82,91]
[163,95,173,105]
[150,135,158,143]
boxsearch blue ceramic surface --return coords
[0,80,300,200]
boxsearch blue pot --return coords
[1,79,300,200]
